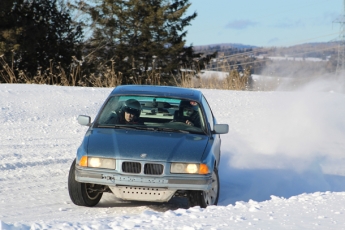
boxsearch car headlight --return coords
[170,163,209,174]
[79,156,116,169]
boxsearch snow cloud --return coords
[203,84,345,203]
[204,74,345,174]
[225,87,345,169]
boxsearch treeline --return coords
[264,43,338,60]
[195,42,338,77]
[255,43,338,77]
[0,0,216,86]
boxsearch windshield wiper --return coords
[154,127,190,133]
[114,125,155,131]
[115,125,187,133]
[103,124,201,134]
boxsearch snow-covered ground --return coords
[1,82,345,229]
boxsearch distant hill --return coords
[193,43,257,50]
[194,41,338,58]
[194,41,332,51]
[195,41,338,76]
[260,41,338,60]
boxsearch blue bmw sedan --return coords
[68,85,228,208]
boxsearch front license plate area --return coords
[116,176,168,184]
[101,174,168,184]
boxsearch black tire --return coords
[189,168,220,208]
[68,159,103,207]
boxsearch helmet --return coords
[180,100,198,116]
[123,99,141,117]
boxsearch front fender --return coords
[202,134,221,172]
[76,130,91,165]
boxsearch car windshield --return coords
[94,95,206,134]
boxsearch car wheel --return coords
[189,168,219,208]
[68,159,103,207]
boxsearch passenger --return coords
[176,100,201,127]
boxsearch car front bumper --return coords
[75,166,212,202]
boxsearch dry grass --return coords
[0,55,16,83]
[0,56,123,87]
[223,68,250,90]
[172,69,250,90]
[82,59,123,87]
[0,55,250,90]
[129,69,161,85]
[173,70,198,88]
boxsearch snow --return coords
[199,71,229,80]
[1,82,345,229]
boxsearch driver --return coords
[106,99,143,125]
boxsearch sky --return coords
[1,80,345,229]
[185,0,343,47]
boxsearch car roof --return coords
[110,85,203,102]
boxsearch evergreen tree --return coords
[70,0,205,85]
[0,0,24,62]
[0,0,83,83]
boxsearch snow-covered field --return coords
[1,82,345,229]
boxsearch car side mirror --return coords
[78,115,91,126]
[213,124,228,134]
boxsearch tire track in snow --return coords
[0,158,71,171]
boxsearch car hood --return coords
[85,128,209,162]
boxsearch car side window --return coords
[96,96,120,125]
[201,95,214,131]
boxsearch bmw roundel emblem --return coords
[140,153,147,158]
